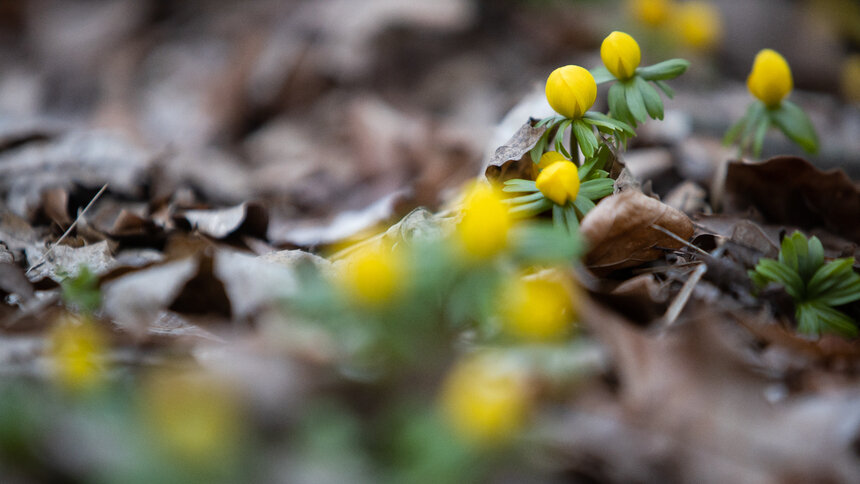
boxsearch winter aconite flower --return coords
[456,183,512,260]
[675,1,722,51]
[628,0,671,27]
[545,65,597,119]
[441,354,529,446]
[500,276,576,342]
[339,243,405,307]
[747,49,793,108]
[49,315,106,393]
[532,151,567,178]
[535,161,580,206]
[601,31,641,80]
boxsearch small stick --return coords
[650,224,709,257]
[26,184,108,276]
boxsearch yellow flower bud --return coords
[535,161,580,206]
[601,31,642,80]
[532,151,567,178]
[545,65,597,119]
[747,49,793,108]
[628,0,671,27]
[675,1,722,51]
[500,276,576,342]
[456,183,512,260]
[440,354,529,446]
[338,243,405,307]
[49,314,106,393]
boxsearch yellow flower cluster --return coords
[747,48,793,108]
[49,315,106,393]
[440,354,529,446]
[545,66,596,119]
[456,183,512,260]
[500,275,576,342]
[628,0,723,52]
[535,161,580,206]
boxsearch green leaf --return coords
[815,273,860,306]
[502,179,538,192]
[509,197,553,217]
[769,100,819,154]
[552,204,564,227]
[754,258,805,299]
[536,116,564,128]
[578,178,615,200]
[530,128,551,164]
[582,111,635,136]
[563,204,580,233]
[573,120,598,158]
[624,80,648,124]
[635,77,664,120]
[512,223,583,263]
[807,258,856,298]
[723,116,747,146]
[796,301,858,338]
[740,102,766,154]
[752,116,769,158]
[654,80,674,99]
[61,265,102,314]
[589,66,614,85]
[573,195,597,218]
[503,191,545,205]
[635,59,690,81]
[807,236,824,275]
[608,82,635,127]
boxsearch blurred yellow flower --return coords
[142,371,240,464]
[545,65,597,119]
[675,1,722,51]
[840,55,860,104]
[456,183,512,260]
[500,276,576,342]
[747,49,793,108]
[536,161,580,206]
[441,354,529,446]
[601,31,642,80]
[339,243,406,307]
[48,314,106,393]
[628,0,672,27]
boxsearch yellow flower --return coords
[339,243,405,307]
[142,371,240,464]
[500,276,576,342]
[601,31,642,80]
[675,1,722,51]
[545,65,597,119]
[532,151,567,178]
[628,0,672,27]
[49,314,106,393]
[839,55,860,104]
[440,354,529,446]
[456,183,512,260]
[747,49,793,108]
[535,161,580,206]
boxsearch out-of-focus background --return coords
[1,1,860,483]
[0,0,857,245]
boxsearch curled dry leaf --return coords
[483,120,545,183]
[723,156,860,243]
[580,190,694,274]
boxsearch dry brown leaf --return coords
[483,120,545,183]
[723,156,860,243]
[580,190,694,273]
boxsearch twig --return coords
[650,224,709,256]
[662,262,707,327]
[26,184,108,276]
